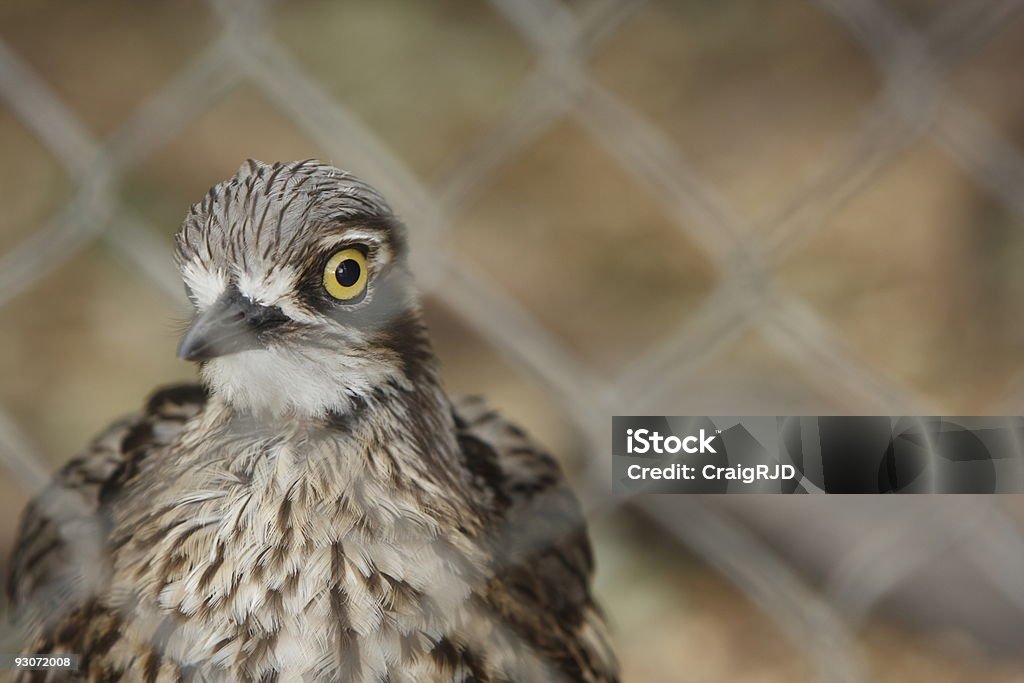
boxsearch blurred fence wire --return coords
[3,0,1024,681]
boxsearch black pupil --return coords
[335,259,361,288]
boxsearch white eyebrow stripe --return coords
[182,262,228,309]
[237,267,298,307]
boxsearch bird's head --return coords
[174,159,430,418]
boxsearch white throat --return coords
[201,346,406,418]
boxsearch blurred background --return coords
[2,0,1024,681]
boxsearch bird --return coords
[6,160,619,683]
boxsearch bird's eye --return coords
[323,248,368,301]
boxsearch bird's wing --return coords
[5,384,207,646]
[453,396,620,683]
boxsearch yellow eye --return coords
[323,248,368,301]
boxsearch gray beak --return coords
[177,288,289,362]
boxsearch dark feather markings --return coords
[6,384,210,681]
[7,377,618,680]
[452,395,619,682]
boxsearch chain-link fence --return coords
[3,0,1024,681]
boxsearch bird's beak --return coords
[177,288,288,362]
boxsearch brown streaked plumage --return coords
[6,160,619,682]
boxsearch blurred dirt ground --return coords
[3,1,1024,681]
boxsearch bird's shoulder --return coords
[452,395,565,507]
[5,383,208,638]
[452,395,620,683]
